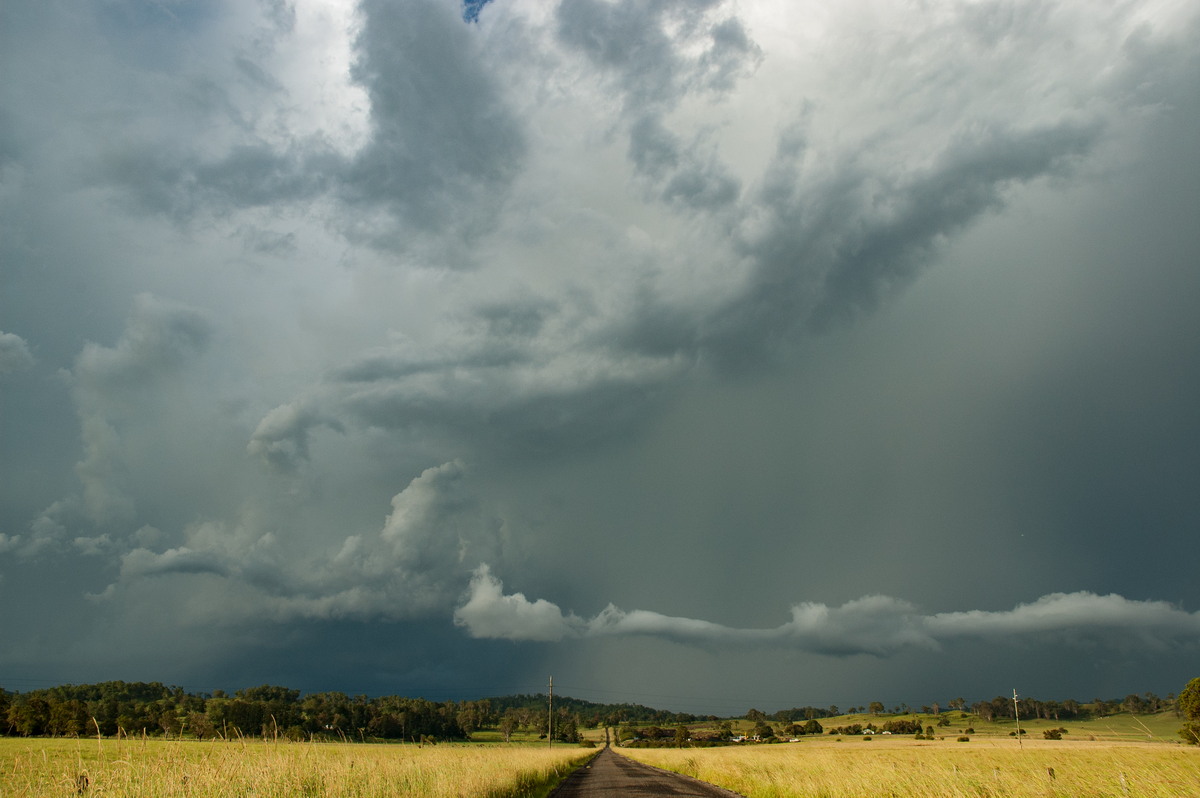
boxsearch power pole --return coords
[548,676,554,749]
[1013,689,1023,749]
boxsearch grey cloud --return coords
[236,225,297,256]
[121,546,235,580]
[341,0,525,251]
[247,401,345,473]
[79,0,521,257]
[557,2,754,212]
[104,461,501,623]
[698,120,1100,364]
[474,298,557,341]
[16,296,213,550]
[70,294,213,523]
[101,141,334,221]
[555,0,755,110]
[804,121,1099,327]
[251,290,690,460]
[457,568,1200,656]
[72,293,212,393]
[0,331,35,373]
[699,17,760,92]
[4,0,1199,708]
[247,111,1096,462]
[628,114,741,211]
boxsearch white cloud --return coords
[454,564,582,642]
[457,571,1200,655]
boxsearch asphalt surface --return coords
[548,747,746,797]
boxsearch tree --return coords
[1180,678,1200,720]
[745,708,766,723]
[499,711,518,743]
[187,711,216,740]
[1179,677,1200,745]
[868,702,884,716]
[674,724,688,747]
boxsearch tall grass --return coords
[0,738,592,797]
[621,738,1200,798]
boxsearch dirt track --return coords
[549,746,746,797]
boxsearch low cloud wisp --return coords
[456,566,1200,656]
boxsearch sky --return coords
[1,0,1198,716]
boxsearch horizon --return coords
[0,675,1187,720]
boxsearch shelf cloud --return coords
[458,566,1200,656]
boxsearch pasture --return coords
[0,737,591,798]
[621,737,1200,797]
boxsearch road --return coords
[549,746,746,797]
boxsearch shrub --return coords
[957,736,970,742]
[1043,729,1062,740]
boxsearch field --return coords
[621,737,1200,798]
[1,711,1194,797]
[701,710,1185,744]
[0,737,592,798]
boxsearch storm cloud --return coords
[2,0,1198,710]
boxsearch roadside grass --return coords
[621,737,1200,797]
[0,737,592,798]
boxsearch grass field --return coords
[621,737,1200,797]
[683,709,1186,744]
[0,711,1192,796]
[0,737,592,798]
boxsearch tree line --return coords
[967,692,1176,722]
[756,691,1183,725]
[0,682,481,741]
[0,682,695,742]
[5,680,1194,743]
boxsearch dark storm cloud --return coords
[16,295,214,554]
[341,0,526,251]
[555,0,758,108]
[3,0,1199,708]
[555,0,756,217]
[80,0,522,258]
[709,120,1100,358]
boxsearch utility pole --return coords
[1013,689,1023,749]
[548,676,553,749]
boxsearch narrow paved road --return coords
[549,747,746,797]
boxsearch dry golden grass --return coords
[0,737,592,798]
[620,737,1200,798]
